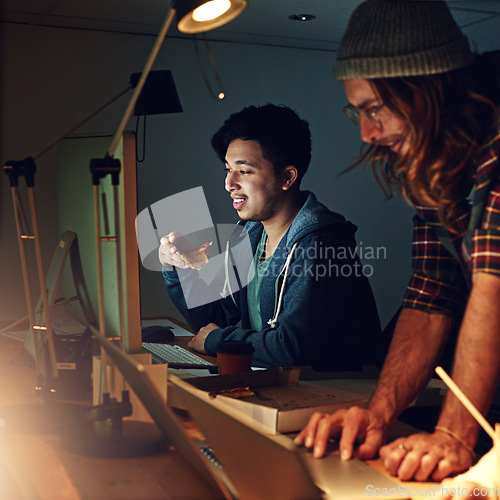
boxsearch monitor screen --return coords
[55,131,142,353]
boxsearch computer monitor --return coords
[55,131,142,353]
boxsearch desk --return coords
[0,335,223,500]
[0,334,437,499]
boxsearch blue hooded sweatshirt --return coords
[162,191,381,371]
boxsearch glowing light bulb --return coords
[192,0,231,22]
[218,92,225,100]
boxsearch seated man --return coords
[159,104,381,370]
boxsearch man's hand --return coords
[158,231,191,268]
[294,406,387,461]
[379,431,473,482]
[187,323,220,354]
[159,232,212,270]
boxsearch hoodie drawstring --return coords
[268,242,299,329]
[220,240,237,304]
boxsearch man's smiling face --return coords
[224,139,286,223]
[344,78,411,157]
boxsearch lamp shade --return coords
[175,0,247,34]
[131,70,183,116]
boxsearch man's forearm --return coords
[369,308,452,426]
[437,272,500,448]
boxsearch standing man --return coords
[159,104,381,371]
[296,0,500,482]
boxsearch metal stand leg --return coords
[4,158,59,397]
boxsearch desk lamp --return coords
[2,0,246,441]
[1,73,181,435]
[65,0,248,456]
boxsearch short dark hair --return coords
[211,104,311,183]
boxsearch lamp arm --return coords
[33,83,133,161]
[107,5,177,158]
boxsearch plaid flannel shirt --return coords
[403,131,500,315]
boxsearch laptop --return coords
[93,328,405,499]
[170,375,406,500]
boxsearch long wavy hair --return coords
[351,53,499,231]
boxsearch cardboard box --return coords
[168,367,371,434]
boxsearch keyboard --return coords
[142,342,216,370]
[52,317,87,335]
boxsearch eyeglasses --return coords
[343,103,386,128]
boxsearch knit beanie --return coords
[335,0,473,80]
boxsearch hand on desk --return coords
[380,431,472,482]
[295,408,473,482]
[294,406,387,461]
[187,323,220,354]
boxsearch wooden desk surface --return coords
[0,335,223,500]
[0,333,437,499]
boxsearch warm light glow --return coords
[218,92,225,100]
[192,0,231,22]
[176,0,246,34]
